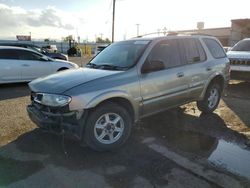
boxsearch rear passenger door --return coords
[178,38,208,100]
[139,39,190,116]
[0,49,21,82]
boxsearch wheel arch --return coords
[57,67,69,71]
[85,91,139,123]
[94,97,136,123]
[200,73,225,100]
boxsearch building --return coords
[177,19,250,47]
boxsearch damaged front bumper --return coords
[27,103,85,140]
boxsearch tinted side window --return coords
[0,49,19,59]
[147,39,182,69]
[17,50,42,60]
[178,38,206,64]
[203,38,226,58]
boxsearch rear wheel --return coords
[197,83,221,113]
[83,102,132,151]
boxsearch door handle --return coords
[206,67,212,71]
[177,72,184,78]
[22,64,30,67]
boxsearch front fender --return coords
[69,90,140,121]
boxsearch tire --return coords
[83,102,132,151]
[197,83,221,113]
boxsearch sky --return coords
[0,0,250,42]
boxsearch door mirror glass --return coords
[141,60,165,74]
[40,56,49,61]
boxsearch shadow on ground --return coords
[0,107,249,187]
[0,128,177,187]
[0,83,30,101]
[223,81,250,128]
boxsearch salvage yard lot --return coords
[0,58,250,187]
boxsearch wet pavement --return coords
[209,139,250,180]
[0,81,250,187]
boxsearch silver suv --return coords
[27,35,230,151]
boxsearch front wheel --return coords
[197,83,221,113]
[83,102,132,151]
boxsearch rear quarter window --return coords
[203,38,226,59]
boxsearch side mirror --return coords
[141,60,165,74]
[40,56,49,61]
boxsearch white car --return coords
[227,38,250,81]
[0,46,78,84]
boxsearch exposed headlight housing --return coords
[34,93,71,107]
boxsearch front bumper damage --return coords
[27,102,85,140]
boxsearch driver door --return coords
[139,39,190,117]
[17,49,53,81]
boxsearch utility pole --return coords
[112,0,116,43]
[136,24,140,37]
[157,29,161,36]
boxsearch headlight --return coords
[35,93,71,107]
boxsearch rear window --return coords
[203,38,226,59]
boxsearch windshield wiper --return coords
[86,63,127,70]
[86,63,98,69]
[96,64,126,70]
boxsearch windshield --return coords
[87,40,150,70]
[231,40,250,51]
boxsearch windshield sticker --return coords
[134,41,150,45]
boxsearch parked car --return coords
[0,43,68,60]
[95,45,109,56]
[227,38,250,81]
[42,45,58,53]
[0,46,78,84]
[27,35,230,151]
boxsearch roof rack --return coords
[135,31,214,38]
[135,31,191,38]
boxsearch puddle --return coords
[162,129,250,180]
[208,140,250,180]
[145,122,250,180]
[146,124,218,157]
[163,129,218,157]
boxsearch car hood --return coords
[29,68,122,94]
[227,51,250,59]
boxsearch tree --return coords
[63,35,73,42]
[96,37,111,43]
[104,38,111,43]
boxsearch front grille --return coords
[230,59,250,66]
